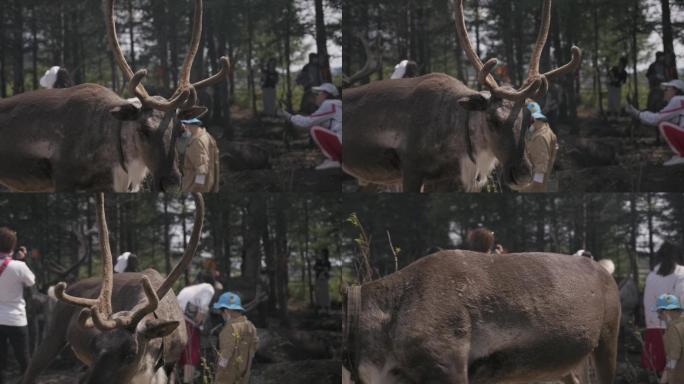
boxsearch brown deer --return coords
[342,250,620,383]
[342,0,581,192]
[21,193,204,384]
[0,0,228,192]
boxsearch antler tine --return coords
[105,0,149,98]
[91,275,160,330]
[192,57,231,90]
[55,193,114,328]
[128,70,191,112]
[93,193,114,321]
[343,33,379,86]
[453,0,498,90]
[179,0,204,89]
[542,45,582,81]
[54,282,98,308]
[156,193,205,299]
[527,0,552,80]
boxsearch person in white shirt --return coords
[627,79,684,166]
[0,227,35,384]
[641,242,684,375]
[176,277,216,384]
[279,83,343,170]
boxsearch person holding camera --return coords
[0,228,35,384]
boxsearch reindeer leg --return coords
[592,329,618,384]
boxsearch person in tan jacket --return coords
[213,292,258,384]
[179,118,220,192]
[657,294,684,383]
[520,100,558,193]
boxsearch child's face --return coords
[658,310,668,322]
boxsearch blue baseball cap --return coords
[180,118,203,126]
[655,294,682,311]
[213,292,246,313]
[526,101,547,121]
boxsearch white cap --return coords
[312,83,339,98]
[661,79,684,93]
[391,60,409,79]
[39,66,61,89]
[114,252,131,273]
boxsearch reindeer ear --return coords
[110,104,142,121]
[178,106,208,120]
[139,319,179,339]
[457,94,490,111]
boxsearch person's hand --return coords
[276,109,292,120]
[625,104,640,118]
[660,370,670,384]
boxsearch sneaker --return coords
[664,156,684,166]
[315,159,341,170]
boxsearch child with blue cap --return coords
[213,292,258,384]
[179,118,220,192]
[520,99,558,193]
[657,293,684,383]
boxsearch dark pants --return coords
[0,325,30,384]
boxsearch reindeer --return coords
[0,0,228,192]
[21,193,204,384]
[342,250,620,384]
[342,0,582,192]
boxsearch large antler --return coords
[343,33,380,87]
[55,193,205,332]
[105,0,230,111]
[453,0,582,101]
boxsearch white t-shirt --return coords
[643,263,684,329]
[177,283,215,316]
[0,258,36,327]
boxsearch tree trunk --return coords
[12,0,24,94]
[630,0,640,108]
[30,5,38,90]
[246,3,257,116]
[128,0,135,69]
[629,194,640,287]
[164,195,171,275]
[284,0,293,111]
[592,0,604,116]
[0,3,6,97]
[314,0,332,82]
[660,0,677,77]
[275,195,289,323]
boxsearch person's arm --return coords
[215,324,237,382]
[186,141,210,191]
[663,326,682,383]
[526,136,550,189]
[20,263,36,287]
[289,102,338,129]
[637,97,684,126]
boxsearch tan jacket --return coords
[181,129,220,192]
[520,122,558,193]
[664,317,684,383]
[214,316,259,384]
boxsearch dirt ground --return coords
[553,110,684,192]
[215,109,341,193]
